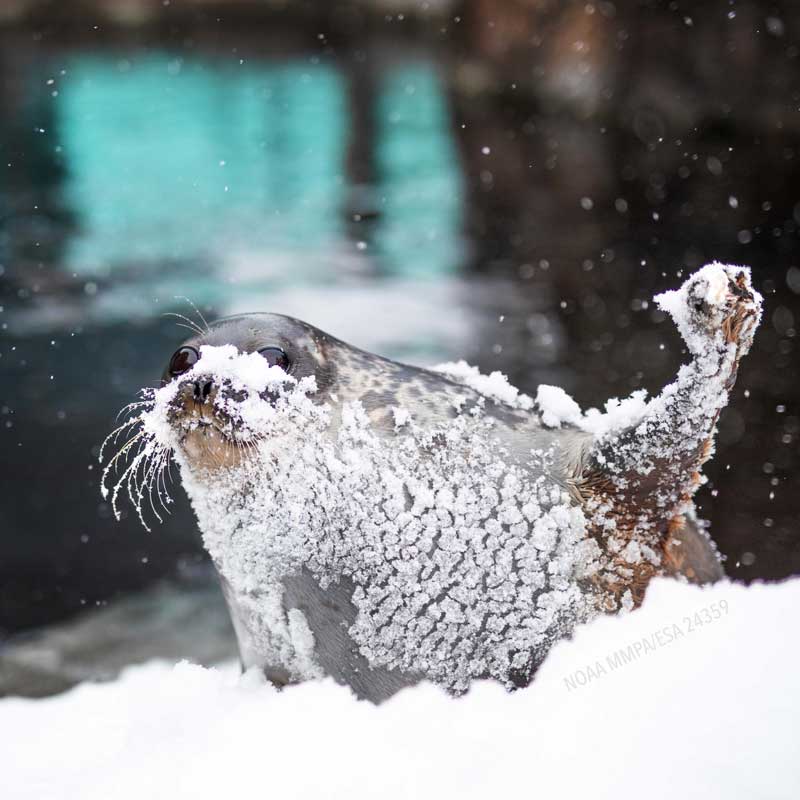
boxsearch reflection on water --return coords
[22,54,465,329]
[60,56,348,281]
[373,65,464,277]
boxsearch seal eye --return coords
[169,346,199,377]
[258,347,290,371]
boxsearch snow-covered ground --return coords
[3,577,798,800]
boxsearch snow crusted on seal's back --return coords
[433,360,535,410]
[534,384,650,439]
[434,358,650,438]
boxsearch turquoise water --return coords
[374,65,464,277]
[59,57,348,275]
[52,53,463,318]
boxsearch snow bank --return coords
[3,577,798,800]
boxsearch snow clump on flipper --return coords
[530,263,761,445]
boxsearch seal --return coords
[101,263,761,701]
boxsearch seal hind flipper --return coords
[579,264,762,606]
[662,515,724,585]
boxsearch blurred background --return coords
[1,0,799,695]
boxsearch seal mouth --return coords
[173,406,233,440]
[179,419,245,470]
[168,379,259,470]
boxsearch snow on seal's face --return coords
[158,344,315,470]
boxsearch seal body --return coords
[104,263,760,702]
[169,321,599,697]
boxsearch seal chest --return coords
[102,263,762,702]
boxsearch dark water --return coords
[1,19,799,648]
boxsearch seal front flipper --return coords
[578,264,763,608]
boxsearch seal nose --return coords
[193,379,214,403]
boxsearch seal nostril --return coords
[192,380,214,402]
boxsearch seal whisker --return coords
[102,406,149,450]
[173,297,210,334]
[101,431,147,479]
[132,439,172,530]
[122,440,149,503]
[115,401,152,422]
[165,457,177,487]
[100,392,171,531]
[106,417,144,451]
[141,451,167,526]
[136,454,163,522]
[109,445,154,529]
[163,311,204,337]
[136,436,161,487]
[107,427,146,461]
[152,447,174,515]
[102,433,158,528]
[239,436,262,461]
[100,421,140,463]
[115,420,143,444]
[174,322,205,337]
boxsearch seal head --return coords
[159,314,339,470]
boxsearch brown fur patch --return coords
[181,425,245,470]
[171,385,250,470]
